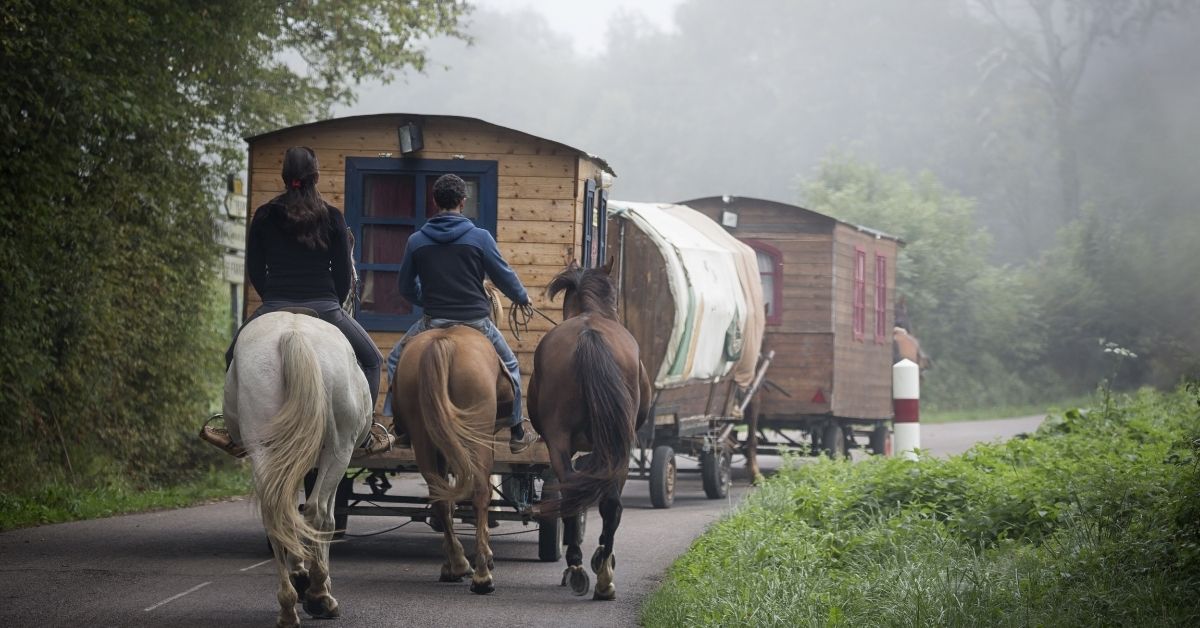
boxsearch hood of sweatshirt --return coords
[419,212,475,244]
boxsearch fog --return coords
[333,0,1198,265]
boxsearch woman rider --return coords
[207,146,388,455]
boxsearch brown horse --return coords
[392,325,513,595]
[529,260,650,600]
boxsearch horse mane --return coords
[547,266,617,318]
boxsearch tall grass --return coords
[0,465,251,531]
[643,386,1200,627]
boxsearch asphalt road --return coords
[920,415,1046,457]
[0,415,1045,628]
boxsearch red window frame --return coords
[853,247,866,341]
[743,239,784,325]
[874,254,888,343]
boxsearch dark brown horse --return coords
[529,260,650,600]
[393,325,513,595]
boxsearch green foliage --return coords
[0,1,466,495]
[643,387,1200,627]
[800,155,1066,410]
[0,465,252,531]
[1028,210,1200,391]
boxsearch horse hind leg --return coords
[301,463,343,619]
[469,473,496,595]
[590,485,624,601]
[562,512,590,596]
[430,483,472,582]
[544,438,589,595]
[270,542,301,628]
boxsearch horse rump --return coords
[545,327,635,517]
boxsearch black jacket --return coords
[246,200,352,303]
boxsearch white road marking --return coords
[239,559,273,572]
[143,581,211,612]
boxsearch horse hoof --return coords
[439,572,464,583]
[470,579,495,595]
[302,594,340,619]
[289,572,310,597]
[567,566,590,596]
[590,546,609,572]
[592,586,616,601]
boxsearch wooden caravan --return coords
[242,115,613,559]
[681,196,902,460]
[606,201,772,507]
[244,114,613,413]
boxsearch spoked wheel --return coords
[869,422,893,456]
[537,468,563,562]
[649,445,676,509]
[333,476,352,537]
[822,422,847,459]
[700,444,732,499]
[537,516,563,562]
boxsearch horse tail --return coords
[417,334,488,504]
[553,327,634,516]
[254,328,329,563]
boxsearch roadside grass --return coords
[921,395,1092,424]
[643,386,1200,627]
[0,464,251,531]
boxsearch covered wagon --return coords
[604,201,772,507]
[681,195,902,473]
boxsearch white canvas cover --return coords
[663,205,764,389]
[608,201,758,388]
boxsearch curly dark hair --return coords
[432,174,468,211]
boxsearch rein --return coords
[508,302,558,342]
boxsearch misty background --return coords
[335,0,1200,407]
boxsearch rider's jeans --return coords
[384,316,522,428]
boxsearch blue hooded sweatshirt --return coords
[396,213,529,320]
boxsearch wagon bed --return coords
[330,426,570,562]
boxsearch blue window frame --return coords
[344,157,498,331]
[581,179,596,268]
[580,180,608,268]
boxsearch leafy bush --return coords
[799,155,1074,411]
[0,1,466,500]
[643,387,1200,627]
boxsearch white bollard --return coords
[893,359,920,460]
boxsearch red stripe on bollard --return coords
[894,399,919,423]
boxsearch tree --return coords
[0,0,467,489]
[800,154,1059,409]
[974,0,1188,224]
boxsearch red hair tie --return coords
[290,179,302,189]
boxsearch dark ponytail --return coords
[279,146,329,250]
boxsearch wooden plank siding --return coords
[829,224,896,419]
[244,115,608,414]
[608,221,676,383]
[681,196,900,422]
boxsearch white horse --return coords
[224,311,372,628]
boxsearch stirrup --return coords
[357,421,395,455]
[200,414,247,458]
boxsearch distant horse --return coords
[224,311,372,628]
[392,325,513,595]
[529,260,650,600]
[893,326,932,371]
